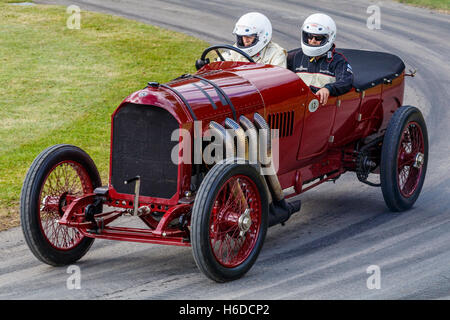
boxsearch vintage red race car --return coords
[20,45,428,282]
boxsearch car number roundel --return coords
[308,99,319,113]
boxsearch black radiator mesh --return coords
[111,104,179,198]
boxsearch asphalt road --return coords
[1,0,449,300]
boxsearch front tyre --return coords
[191,162,268,282]
[20,144,101,266]
[380,106,428,211]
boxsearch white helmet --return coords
[233,12,272,57]
[301,13,337,57]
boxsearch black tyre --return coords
[20,144,101,266]
[191,162,269,282]
[380,106,428,211]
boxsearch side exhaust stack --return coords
[208,113,301,227]
[252,113,301,227]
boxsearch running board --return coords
[84,226,191,247]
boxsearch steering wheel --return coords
[196,44,255,70]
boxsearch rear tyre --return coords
[20,144,101,266]
[191,162,268,282]
[380,106,428,211]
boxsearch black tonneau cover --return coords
[287,48,405,91]
[339,49,405,91]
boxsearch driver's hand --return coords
[316,87,330,105]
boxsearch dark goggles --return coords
[302,31,328,46]
[308,34,326,41]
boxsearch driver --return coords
[222,12,287,68]
[287,13,353,105]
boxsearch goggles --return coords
[302,31,329,46]
[307,34,326,42]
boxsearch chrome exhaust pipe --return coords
[208,114,301,227]
[253,113,301,227]
[253,113,284,202]
[239,115,273,203]
[224,118,246,160]
[211,119,248,210]
[239,115,258,165]
[209,121,234,160]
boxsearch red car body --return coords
[21,47,427,282]
[97,58,404,238]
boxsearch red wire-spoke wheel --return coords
[381,106,428,212]
[209,175,261,267]
[38,161,92,250]
[191,162,268,282]
[397,122,425,198]
[21,145,101,266]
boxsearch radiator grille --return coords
[268,111,294,138]
[111,104,179,199]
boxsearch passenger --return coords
[288,13,353,105]
[223,12,287,68]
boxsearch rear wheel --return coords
[380,106,428,211]
[191,162,268,282]
[20,144,101,266]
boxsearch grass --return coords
[0,3,208,230]
[395,0,449,11]
[0,0,34,3]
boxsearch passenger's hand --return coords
[316,88,330,105]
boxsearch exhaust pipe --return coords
[209,121,234,160]
[253,113,284,202]
[253,113,301,227]
[239,115,258,166]
[224,118,246,160]
[208,114,301,227]
[239,115,273,204]
[209,120,249,210]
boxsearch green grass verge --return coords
[0,1,34,3]
[395,0,449,11]
[0,3,208,229]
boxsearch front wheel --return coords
[380,106,428,211]
[20,144,101,266]
[191,162,268,282]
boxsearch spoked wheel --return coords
[191,162,268,282]
[380,106,428,212]
[20,144,101,266]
